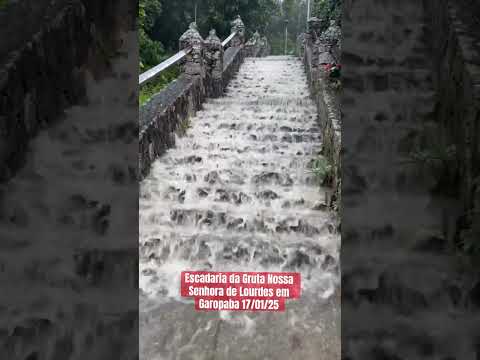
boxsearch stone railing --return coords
[423,0,480,246]
[139,17,270,179]
[0,0,135,181]
[300,18,342,210]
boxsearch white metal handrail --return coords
[222,32,237,48]
[139,31,238,86]
[139,47,192,86]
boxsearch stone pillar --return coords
[245,30,260,57]
[320,19,342,62]
[307,18,323,75]
[321,20,341,47]
[297,33,306,57]
[260,35,272,56]
[307,17,323,44]
[260,35,270,57]
[231,15,246,47]
[179,22,205,79]
[204,29,224,97]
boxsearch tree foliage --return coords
[152,0,279,52]
[312,0,341,24]
[139,0,165,71]
[139,0,342,67]
[138,0,342,103]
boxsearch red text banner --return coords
[181,271,301,312]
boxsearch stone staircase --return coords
[139,56,341,360]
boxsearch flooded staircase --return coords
[139,56,341,359]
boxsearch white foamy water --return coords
[0,32,138,359]
[140,56,340,360]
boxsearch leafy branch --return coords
[311,155,334,186]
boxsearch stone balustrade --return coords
[0,0,136,182]
[300,17,342,210]
[424,0,480,247]
[139,17,270,179]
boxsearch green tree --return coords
[312,0,341,24]
[139,0,165,71]
[152,0,279,51]
[139,0,181,105]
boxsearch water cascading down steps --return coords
[139,56,340,359]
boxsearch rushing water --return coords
[139,56,340,360]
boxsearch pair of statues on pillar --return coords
[180,15,246,51]
[178,16,246,96]
[308,18,341,46]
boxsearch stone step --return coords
[143,208,330,239]
[140,232,337,272]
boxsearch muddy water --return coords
[139,56,340,360]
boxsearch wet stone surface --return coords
[140,56,340,360]
[0,32,138,359]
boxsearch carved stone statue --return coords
[179,22,204,78]
[320,19,341,45]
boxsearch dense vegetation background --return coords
[139,0,341,104]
